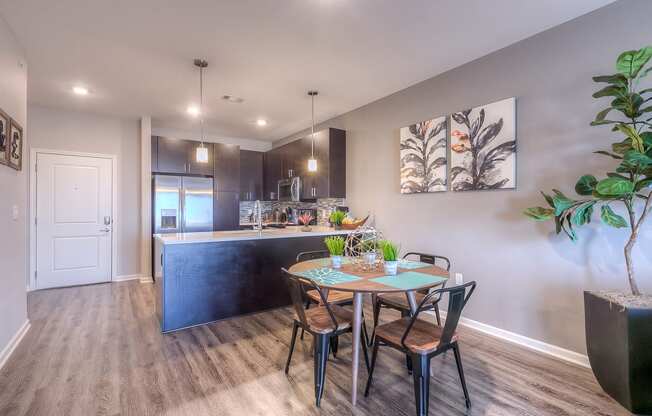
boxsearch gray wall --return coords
[28,105,142,277]
[278,0,652,354]
[0,15,28,357]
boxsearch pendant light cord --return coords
[311,93,315,157]
[199,65,204,148]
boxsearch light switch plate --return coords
[455,272,464,285]
[12,205,19,221]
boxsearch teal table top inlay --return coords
[295,267,361,285]
[398,259,432,270]
[370,271,447,290]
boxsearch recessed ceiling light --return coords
[187,105,200,117]
[221,95,244,103]
[256,119,267,126]
[72,86,89,96]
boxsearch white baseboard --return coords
[139,276,153,284]
[113,274,144,282]
[435,311,590,368]
[0,320,31,371]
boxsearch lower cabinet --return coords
[214,191,240,231]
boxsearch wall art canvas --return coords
[399,116,447,194]
[8,119,23,171]
[0,108,9,167]
[449,97,516,191]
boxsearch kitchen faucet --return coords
[253,200,263,232]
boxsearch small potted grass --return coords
[361,239,378,265]
[380,240,399,275]
[329,210,346,230]
[324,236,345,268]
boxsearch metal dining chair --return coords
[372,253,450,340]
[282,268,370,407]
[365,281,477,416]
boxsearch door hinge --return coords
[34,217,37,225]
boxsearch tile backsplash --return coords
[240,198,346,225]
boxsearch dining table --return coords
[288,256,449,406]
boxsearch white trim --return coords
[113,274,143,282]
[435,311,590,368]
[0,320,30,371]
[29,148,119,290]
[140,117,152,282]
[139,276,153,284]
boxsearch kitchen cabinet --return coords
[214,191,240,230]
[240,150,263,201]
[263,149,282,200]
[298,128,346,200]
[152,136,214,176]
[214,143,240,192]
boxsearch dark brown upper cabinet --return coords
[263,149,283,200]
[240,150,263,201]
[298,128,346,200]
[152,136,214,176]
[214,143,240,193]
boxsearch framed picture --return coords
[399,116,447,194]
[449,97,516,191]
[0,108,9,167]
[8,119,23,171]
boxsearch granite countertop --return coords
[154,226,352,245]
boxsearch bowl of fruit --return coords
[341,215,369,230]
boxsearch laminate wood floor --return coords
[0,281,631,416]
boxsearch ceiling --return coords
[0,0,615,142]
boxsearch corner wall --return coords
[278,0,652,354]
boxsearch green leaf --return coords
[616,47,652,78]
[635,178,652,191]
[551,190,575,215]
[594,150,623,160]
[607,172,629,180]
[575,175,597,195]
[594,108,612,122]
[641,106,652,114]
[642,132,652,148]
[571,202,595,226]
[593,85,626,98]
[590,119,620,126]
[612,138,633,155]
[595,177,635,196]
[541,191,555,209]
[524,207,555,221]
[624,150,652,167]
[616,124,645,152]
[600,205,628,228]
[593,74,628,86]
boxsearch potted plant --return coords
[329,210,346,230]
[324,236,345,268]
[524,46,652,414]
[298,212,313,232]
[360,239,378,265]
[380,240,399,275]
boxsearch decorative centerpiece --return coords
[329,210,346,230]
[298,212,313,232]
[341,215,370,230]
[324,236,345,269]
[360,239,378,266]
[524,46,652,414]
[380,240,399,275]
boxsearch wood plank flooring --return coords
[0,281,631,416]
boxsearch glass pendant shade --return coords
[307,157,318,172]
[196,146,209,163]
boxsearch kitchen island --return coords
[154,226,351,332]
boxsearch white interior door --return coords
[36,152,113,289]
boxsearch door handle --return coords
[100,227,112,233]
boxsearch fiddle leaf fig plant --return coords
[524,46,652,296]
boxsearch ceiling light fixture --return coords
[72,86,89,96]
[307,91,318,172]
[194,58,209,164]
[256,119,267,127]
[187,105,200,117]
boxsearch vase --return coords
[384,260,398,275]
[331,255,343,269]
[363,252,377,265]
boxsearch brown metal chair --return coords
[365,281,477,416]
[282,268,370,407]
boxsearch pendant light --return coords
[194,59,209,163]
[307,91,318,172]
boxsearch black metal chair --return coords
[282,268,370,407]
[365,281,477,416]
[372,253,450,337]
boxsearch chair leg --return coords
[401,310,413,374]
[434,304,442,326]
[285,322,299,374]
[314,334,331,407]
[364,339,380,397]
[361,329,370,372]
[329,336,339,358]
[453,343,471,409]
[301,301,311,340]
[411,354,431,416]
[371,298,381,344]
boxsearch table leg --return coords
[351,291,363,406]
[406,290,418,314]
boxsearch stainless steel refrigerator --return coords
[153,175,214,234]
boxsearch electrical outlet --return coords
[455,272,464,285]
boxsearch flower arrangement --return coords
[324,236,346,268]
[298,212,313,231]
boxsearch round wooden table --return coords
[288,256,449,406]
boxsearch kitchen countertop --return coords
[155,226,352,245]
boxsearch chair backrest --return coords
[403,252,451,271]
[296,250,330,263]
[281,268,339,332]
[401,281,476,351]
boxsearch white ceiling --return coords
[0,0,615,142]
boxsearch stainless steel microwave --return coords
[278,177,301,201]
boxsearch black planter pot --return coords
[584,291,652,415]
